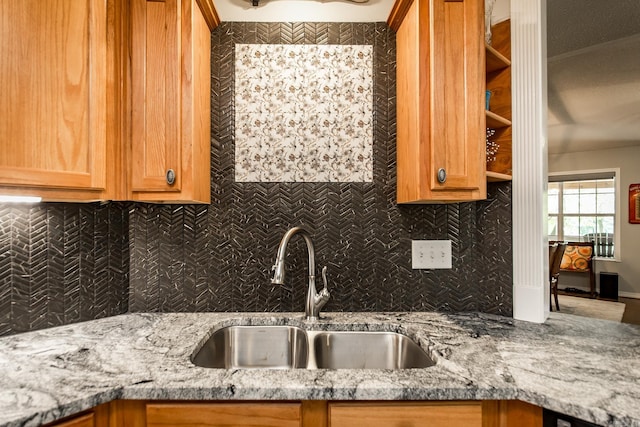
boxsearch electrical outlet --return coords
[411,240,452,269]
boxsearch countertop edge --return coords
[1,312,638,427]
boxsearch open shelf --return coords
[485,20,512,182]
[486,43,510,72]
[486,110,511,129]
[486,171,512,182]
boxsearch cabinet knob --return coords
[437,168,447,184]
[166,169,176,185]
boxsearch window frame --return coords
[548,168,621,262]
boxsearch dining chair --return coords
[559,241,596,297]
[549,244,558,311]
[549,243,567,311]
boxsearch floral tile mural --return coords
[234,44,373,182]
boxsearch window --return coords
[548,169,619,259]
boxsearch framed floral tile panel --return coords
[235,43,373,183]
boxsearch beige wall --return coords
[549,145,640,298]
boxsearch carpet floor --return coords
[556,295,626,322]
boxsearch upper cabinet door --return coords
[393,0,486,203]
[0,0,108,196]
[130,0,215,203]
[131,0,182,193]
[429,0,485,193]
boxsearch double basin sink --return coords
[192,325,435,370]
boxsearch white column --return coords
[511,0,549,322]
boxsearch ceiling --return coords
[547,0,640,154]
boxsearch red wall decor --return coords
[629,184,640,224]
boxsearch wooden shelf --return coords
[486,43,510,72]
[485,20,512,183]
[486,171,512,182]
[486,110,511,129]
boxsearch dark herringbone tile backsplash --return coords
[0,22,512,336]
[0,203,129,336]
[129,22,513,315]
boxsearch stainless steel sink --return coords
[311,331,435,369]
[191,325,309,369]
[192,325,435,369]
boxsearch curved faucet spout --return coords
[270,227,330,320]
[270,227,315,285]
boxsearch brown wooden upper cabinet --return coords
[0,0,111,201]
[0,0,218,203]
[389,0,487,203]
[130,0,216,203]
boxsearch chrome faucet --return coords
[271,227,330,320]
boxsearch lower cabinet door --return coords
[329,402,483,427]
[47,413,95,427]
[146,402,302,427]
[44,402,114,427]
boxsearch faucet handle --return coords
[321,266,329,291]
[314,266,330,316]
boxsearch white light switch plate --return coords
[411,240,452,269]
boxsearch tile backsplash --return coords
[128,22,513,315]
[0,22,513,337]
[0,203,129,336]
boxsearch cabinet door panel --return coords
[430,0,484,192]
[49,413,94,427]
[0,0,107,191]
[395,0,485,202]
[146,403,302,427]
[44,402,113,427]
[131,0,181,192]
[329,402,482,427]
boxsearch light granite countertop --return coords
[0,312,639,427]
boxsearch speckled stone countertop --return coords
[1,312,639,427]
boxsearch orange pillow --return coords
[560,245,593,271]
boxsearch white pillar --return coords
[511,0,549,322]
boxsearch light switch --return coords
[411,240,452,269]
